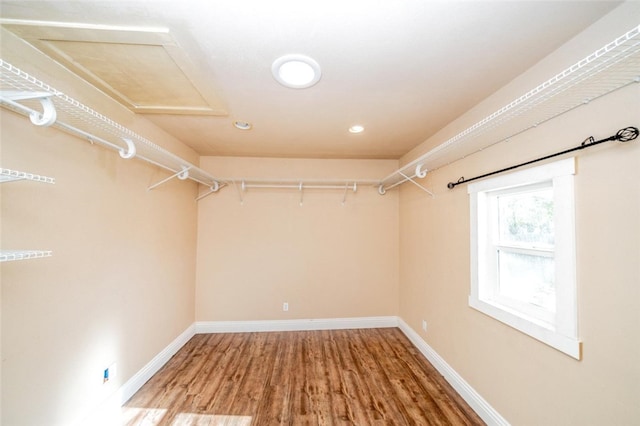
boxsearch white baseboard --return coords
[195,316,399,334]
[119,323,196,404]
[397,319,509,426]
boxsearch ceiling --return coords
[0,1,621,160]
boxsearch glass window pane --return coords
[498,187,554,247]
[498,250,555,311]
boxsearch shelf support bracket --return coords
[399,172,434,197]
[148,166,191,191]
[195,181,222,201]
[299,182,304,206]
[236,180,245,205]
[341,182,357,205]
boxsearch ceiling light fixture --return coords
[272,54,321,89]
[349,125,365,134]
[233,121,252,130]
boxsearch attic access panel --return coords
[1,20,228,116]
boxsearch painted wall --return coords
[196,157,399,322]
[398,4,640,425]
[0,31,198,425]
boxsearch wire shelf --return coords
[0,60,221,190]
[380,24,640,192]
[0,168,55,184]
[0,250,53,262]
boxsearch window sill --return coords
[469,296,581,360]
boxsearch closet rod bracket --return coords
[0,90,57,127]
[119,138,136,159]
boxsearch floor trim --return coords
[397,318,509,426]
[195,316,399,333]
[119,323,196,405]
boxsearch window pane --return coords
[498,250,555,312]
[498,187,554,246]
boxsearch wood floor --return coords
[123,328,484,425]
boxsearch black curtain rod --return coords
[447,126,639,189]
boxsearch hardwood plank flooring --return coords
[123,328,484,425]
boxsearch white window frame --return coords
[468,158,581,359]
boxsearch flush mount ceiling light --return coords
[349,125,365,134]
[233,121,252,130]
[272,55,322,89]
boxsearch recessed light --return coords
[272,55,321,89]
[233,121,252,130]
[349,125,365,134]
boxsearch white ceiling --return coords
[0,1,621,159]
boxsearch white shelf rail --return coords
[0,60,222,195]
[211,178,381,205]
[377,24,640,195]
[0,250,53,262]
[1,168,55,184]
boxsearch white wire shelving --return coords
[0,168,54,262]
[0,60,223,194]
[0,250,53,262]
[378,24,640,194]
[1,167,55,184]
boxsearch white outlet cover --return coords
[105,362,117,381]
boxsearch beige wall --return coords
[1,31,198,425]
[2,2,639,425]
[399,3,640,425]
[196,157,399,321]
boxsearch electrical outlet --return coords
[283,302,289,312]
[422,320,427,332]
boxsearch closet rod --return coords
[242,183,358,191]
[447,126,639,189]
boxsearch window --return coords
[469,158,580,359]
